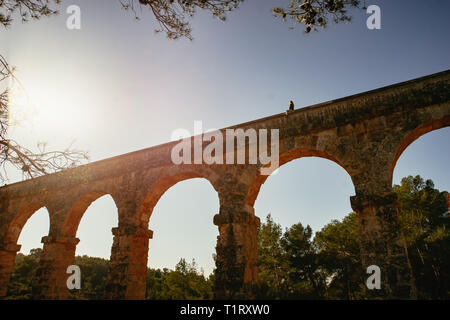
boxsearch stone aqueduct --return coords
[0,71,449,300]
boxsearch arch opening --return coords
[393,126,450,189]
[5,205,50,299]
[391,115,450,183]
[144,176,220,299]
[253,156,355,234]
[70,194,118,300]
[73,194,118,258]
[252,156,358,299]
[138,172,220,227]
[391,126,450,299]
[247,148,354,208]
[5,203,48,245]
[60,191,111,238]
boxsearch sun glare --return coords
[7,77,37,128]
[6,69,90,141]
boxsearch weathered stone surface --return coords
[104,225,153,299]
[32,236,80,299]
[0,243,21,297]
[0,70,448,299]
[351,192,416,299]
[214,205,260,299]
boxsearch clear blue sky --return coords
[1,0,449,275]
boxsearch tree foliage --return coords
[256,175,449,299]
[4,251,40,299]
[1,1,366,39]
[0,0,244,40]
[0,0,60,28]
[69,255,110,300]
[256,215,327,299]
[146,258,213,299]
[5,252,213,300]
[121,0,243,40]
[256,214,290,299]
[273,0,363,34]
[314,212,365,299]
[282,222,327,298]
[394,175,450,299]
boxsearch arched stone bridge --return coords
[0,70,449,299]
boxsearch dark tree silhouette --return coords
[1,1,365,39]
[120,0,244,40]
[0,0,60,27]
[273,0,363,33]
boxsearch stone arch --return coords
[137,170,221,228]
[145,174,221,282]
[4,202,48,244]
[60,191,119,238]
[390,115,450,184]
[246,148,355,207]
